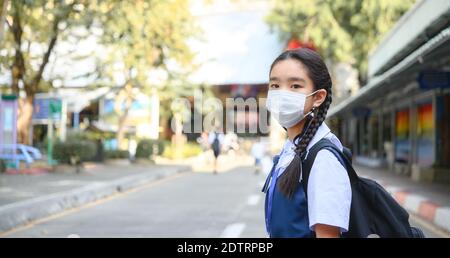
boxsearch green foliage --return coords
[82,129,116,141]
[95,0,198,87]
[37,131,96,152]
[53,140,96,164]
[135,139,168,159]
[266,0,416,81]
[1,1,199,145]
[1,0,96,94]
[162,142,202,159]
[65,131,94,141]
[92,0,200,138]
[104,150,130,160]
[1,0,197,92]
[52,131,97,164]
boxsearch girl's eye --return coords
[270,84,279,89]
[291,84,302,89]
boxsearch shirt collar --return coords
[275,122,331,179]
[306,122,331,151]
[284,122,331,151]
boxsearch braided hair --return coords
[269,48,333,199]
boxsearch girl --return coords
[263,48,351,238]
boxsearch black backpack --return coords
[300,138,425,238]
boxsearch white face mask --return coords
[266,89,318,128]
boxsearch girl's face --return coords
[269,59,327,114]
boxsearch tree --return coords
[0,0,8,41]
[1,0,95,144]
[266,0,416,84]
[95,0,198,148]
[1,0,197,146]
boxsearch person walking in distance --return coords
[209,128,224,174]
[251,137,265,175]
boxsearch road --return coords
[1,166,445,238]
[2,166,267,238]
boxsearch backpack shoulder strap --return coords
[261,154,280,193]
[301,138,358,198]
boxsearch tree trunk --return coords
[0,0,8,42]
[116,84,134,149]
[116,107,131,150]
[8,1,72,146]
[17,94,34,145]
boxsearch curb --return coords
[5,167,52,175]
[380,183,450,233]
[0,165,190,233]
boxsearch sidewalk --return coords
[354,165,450,234]
[258,153,450,235]
[0,163,190,233]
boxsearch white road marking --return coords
[221,223,246,238]
[0,187,13,193]
[47,180,82,186]
[247,195,260,206]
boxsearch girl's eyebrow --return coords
[269,76,279,81]
[287,77,306,83]
[269,76,306,83]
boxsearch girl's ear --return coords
[312,89,327,108]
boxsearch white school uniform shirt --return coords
[251,142,265,159]
[274,122,352,233]
[208,132,224,145]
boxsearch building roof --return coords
[328,26,450,118]
[328,0,450,118]
[368,0,450,78]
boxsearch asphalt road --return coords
[2,165,445,238]
[3,166,268,238]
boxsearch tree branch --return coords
[29,2,77,94]
[5,17,12,30]
[0,0,8,41]
[29,33,57,93]
[10,6,25,95]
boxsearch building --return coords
[328,0,450,183]
[187,0,285,150]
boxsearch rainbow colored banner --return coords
[416,103,434,166]
[396,110,409,139]
[395,109,410,163]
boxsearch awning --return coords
[328,26,450,118]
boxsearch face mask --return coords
[266,89,318,128]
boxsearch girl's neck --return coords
[287,119,306,143]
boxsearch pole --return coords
[60,99,67,141]
[47,119,53,165]
[74,112,80,129]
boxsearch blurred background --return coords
[0,0,449,238]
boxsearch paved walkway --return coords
[0,162,190,232]
[354,164,450,234]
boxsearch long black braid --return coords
[270,48,333,199]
